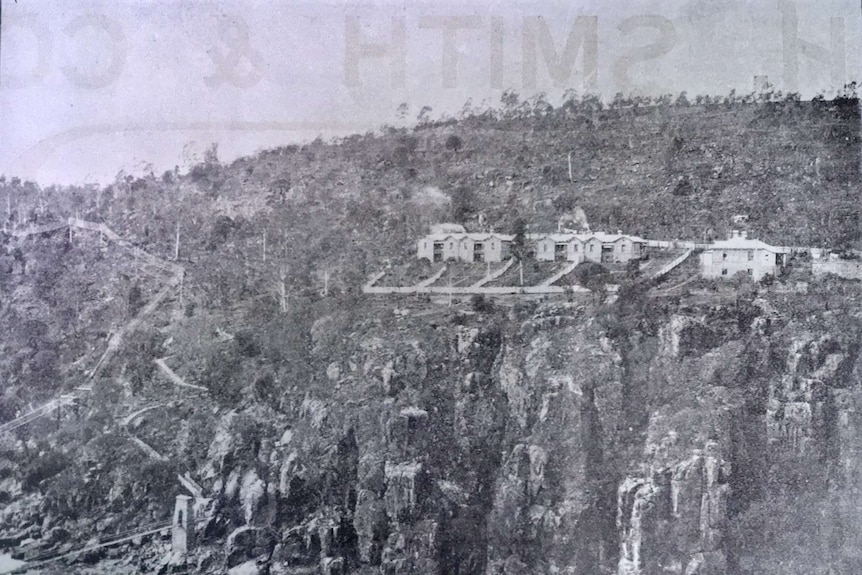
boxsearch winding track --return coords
[11,521,172,573]
[0,218,187,436]
[2,219,212,573]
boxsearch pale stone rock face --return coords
[227,560,261,575]
[299,397,327,429]
[239,470,265,525]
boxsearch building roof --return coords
[527,232,647,243]
[560,228,648,243]
[422,230,647,244]
[422,232,514,242]
[585,232,647,243]
[430,223,467,234]
[530,233,576,242]
[706,236,783,252]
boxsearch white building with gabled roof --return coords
[536,231,647,264]
[417,232,513,263]
[579,232,648,264]
[534,233,580,262]
[699,231,788,281]
[417,227,647,265]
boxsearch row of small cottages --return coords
[417,232,648,264]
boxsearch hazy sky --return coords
[1,0,860,185]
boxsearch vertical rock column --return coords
[616,442,729,575]
[172,494,195,556]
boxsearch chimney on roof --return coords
[617,230,623,235]
[740,231,748,239]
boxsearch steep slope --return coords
[1,96,862,574]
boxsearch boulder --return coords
[321,556,345,575]
[228,559,262,575]
[239,469,266,524]
[46,526,71,545]
[384,462,425,522]
[225,526,260,568]
[386,408,429,456]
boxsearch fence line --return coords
[471,258,514,287]
[129,436,168,462]
[652,249,694,280]
[154,358,209,392]
[1,218,185,434]
[416,265,447,288]
[538,261,580,287]
[15,523,171,571]
[363,284,593,295]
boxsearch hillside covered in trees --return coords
[1,92,862,575]
[3,91,861,302]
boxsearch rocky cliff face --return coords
[247,291,860,575]
[5,287,862,575]
[594,295,862,575]
[180,312,510,575]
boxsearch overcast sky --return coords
[1,0,860,185]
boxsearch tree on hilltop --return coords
[417,106,433,124]
[511,217,527,260]
[450,186,476,224]
[445,135,463,154]
[396,102,409,120]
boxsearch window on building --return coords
[722,252,727,260]
[621,244,626,252]
[721,269,728,276]
[544,244,548,252]
[590,244,594,252]
[748,251,754,261]
[554,243,566,261]
[747,269,753,275]
[573,244,579,252]
[424,242,427,249]
[449,242,453,249]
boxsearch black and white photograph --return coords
[1,1,862,573]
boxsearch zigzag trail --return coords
[651,249,695,280]
[1,217,188,434]
[11,521,173,573]
[3,218,212,571]
[471,258,514,288]
[538,260,580,287]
